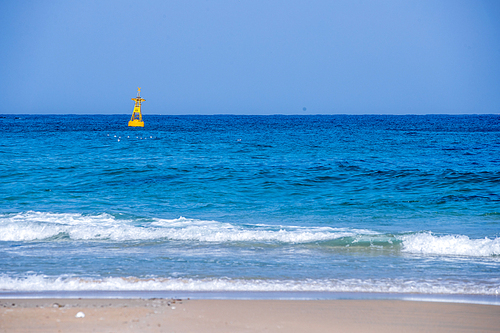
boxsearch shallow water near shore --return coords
[0,114,499,298]
[1,290,499,306]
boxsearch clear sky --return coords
[1,0,499,115]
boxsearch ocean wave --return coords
[1,212,499,257]
[400,233,500,257]
[0,211,369,243]
[0,275,497,295]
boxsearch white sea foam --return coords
[0,212,363,243]
[400,233,500,257]
[0,275,498,295]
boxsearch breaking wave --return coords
[1,212,499,257]
[400,233,500,257]
[0,211,373,243]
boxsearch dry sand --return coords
[1,298,499,333]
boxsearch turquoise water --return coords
[0,115,499,297]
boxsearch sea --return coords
[0,114,499,303]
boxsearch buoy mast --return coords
[128,87,145,127]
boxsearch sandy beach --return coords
[1,298,499,333]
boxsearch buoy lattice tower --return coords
[128,87,145,127]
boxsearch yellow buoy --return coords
[128,87,145,127]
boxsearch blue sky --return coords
[1,0,499,114]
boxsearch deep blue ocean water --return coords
[0,114,499,298]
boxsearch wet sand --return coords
[1,298,499,332]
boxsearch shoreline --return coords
[1,290,499,306]
[2,298,499,332]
